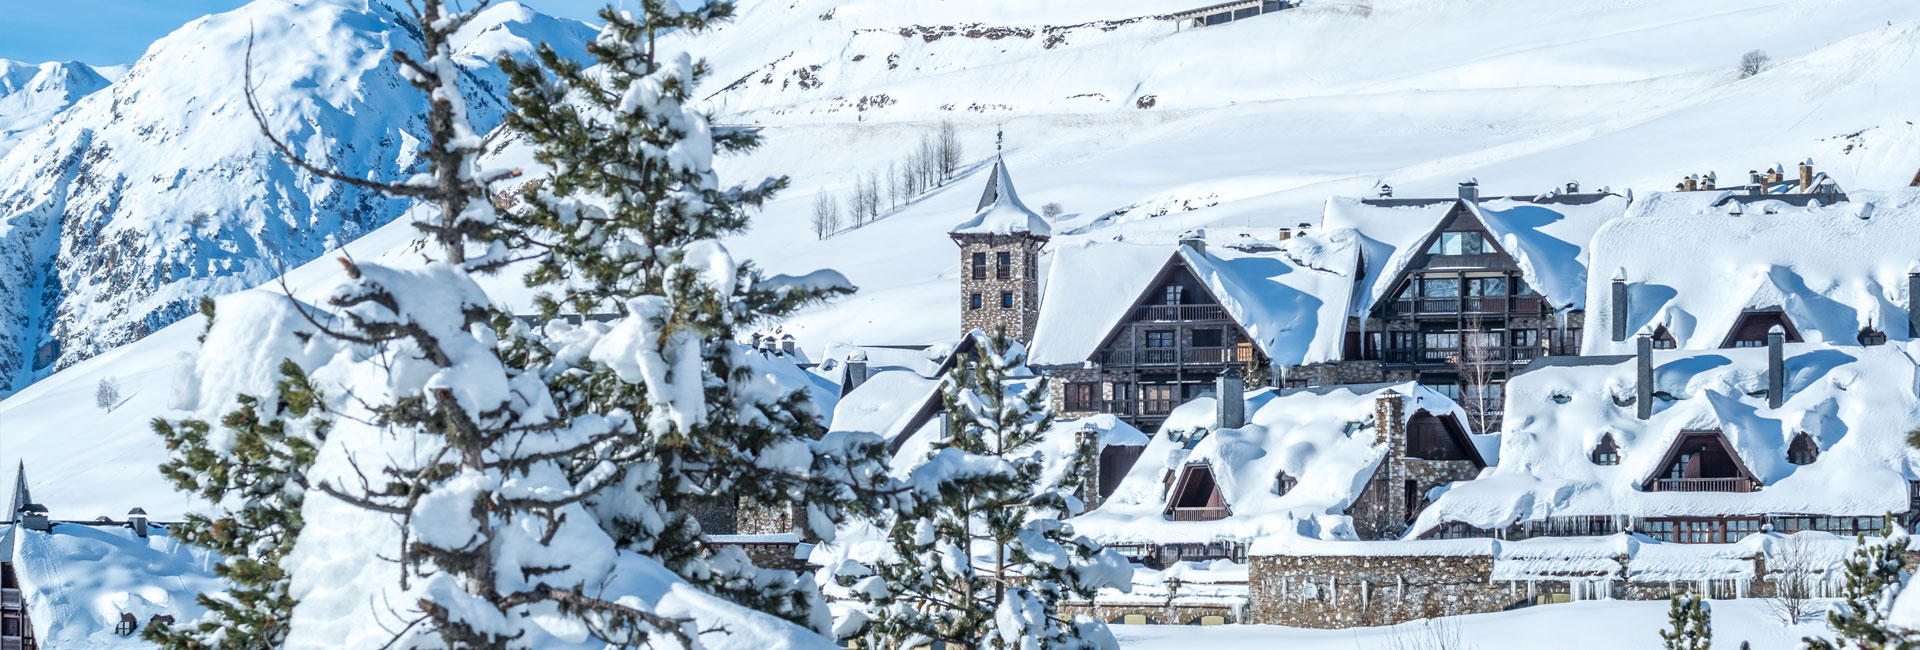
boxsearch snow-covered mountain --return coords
[8,0,1920,518]
[0,60,115,157]
[0,0,593,393]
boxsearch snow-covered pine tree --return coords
[1661,592,1713,650]
[1804,523,1917,649]
[491,0,897,633]
[854,330,1129,650]
[224,1,713,647]
[146,308,328,649]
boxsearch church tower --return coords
[948,141,1049,344]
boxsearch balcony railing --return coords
[1,587,18,608]
[1649,478,1753,493]
[1098,346,1249,367]
[1131,304,1227,322]
[1391,295,1544,317]
[1168,506,1231,522]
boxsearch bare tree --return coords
[935,121,962,183]
[1767,533,1823,626]
[866,170,883,220]
[1042,202,1064,218]
[95,376,121,412]
[1739,50,1771,78]
[1449,314,1500,435]
[886,160,900,209]
[899,154,921,198]
[811,192,841,239]
[918,134,940,188]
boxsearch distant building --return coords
[1168,0,1298,30]
[950,155,1049,345]
[1667,160,1846,205]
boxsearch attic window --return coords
[116,612,137,636]
[1650,326,1677,350]
[1427,231,1485,256]
[1591,435,1621,466]
[1787,433,1818,465]
[1275,472,1298,496]
[1550,392,1571,404]
[1859,328,1887,346]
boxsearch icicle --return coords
[1362,579,1370,609]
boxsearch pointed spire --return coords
[9,460,29,521]
[953,156,1050,238]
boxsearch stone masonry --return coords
[954,232,1044,343]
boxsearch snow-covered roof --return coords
[1583,189,1920,354]
[948,155,1050,237]
[1309,192,1628,316]
[7,523,226,648]
[1415,342,1920,534]
[1074,382,1479,545]
[1027,238,1355,367]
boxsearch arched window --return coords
[1787,433,1819,465]
[1591,434,1621,466]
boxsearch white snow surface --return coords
[4,523,226,649]
[1415,342,1920,534]
[1583,189,1920,354]
[0,59,113,158]
[1074,382,1481,545]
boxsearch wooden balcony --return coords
[1131,304,1228,322]
[1065,397,1180,417]
[1390,295,1544,317]
[1098,346,1250,367]
[1649,478,1753,493]
[1168,506,1231,522]
[1,588,18,609]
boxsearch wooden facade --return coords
[1,560,34,650]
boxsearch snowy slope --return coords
[0,0,593,393]
[0,60,113,158]
[9,0,1920,523]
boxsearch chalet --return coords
[1413,333,1920,543]
[1584,188,1920,355]
[1029,234,1351,431]
[1167,0,1297,30]
[1666,160,1846,205]
[1280,183,1629,431]
[1072,381,1489,565]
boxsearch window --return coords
[1514,278,1538,296]
[969,293,982,310]
[1591,434,1621,465]
[1000,292,1013,309]
[1427,231,1485,256]
[1407,414,1472,460]
[1191,329,1224,348]
[1421,331,1459,361]
[1652,328,1677,349]
[971,252,986,280]
[116,613,137,636]
[1275,472,1297,496]
[1164,284,1185,305]
[996,251,1011,279]
[1065,382,1100,411]
[1860,328,1888,346]
[1469,277,1507,296]
[1419,277,1459,298]
[1141,384,1178,414]
[1734,339,1766,348]
[1145,330,1176,348]
[1787,433,1818,465]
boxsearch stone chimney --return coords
[1378,183,1394,199]
[1798,159,1814,193]
[1749,170,1765,185]
[1682,175,1699,192]
[780,334,796,357]
[1611,269,1629,342]
[1636,333,1654,420]
[1076,423,1102,507]
[1215,368,1245,430]
[1767,325,1786,408]
[1701,172,1716,190]
[1566,180,1580,194]
[1275,227,1292,241]
[128,507,149,537]
[1908,270,1920,337]
[1767,165,1785,184]
[845,351,869,392]
[1180,229,1207,256]
[1458,180,1480,203]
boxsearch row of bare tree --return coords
[812,122,962,239]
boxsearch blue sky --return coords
[0,1,683,65]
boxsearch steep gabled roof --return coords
[1073,382,1481,545]
[949,155,1050,238]
[1027,237,1355,367]
[1415,343,1920,535]
[1583,189,1920,354]
[9,461,27,521]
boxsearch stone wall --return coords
[956,234,1043,343]
[1059,602,1241,625]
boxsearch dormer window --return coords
[1276,472,1298,496]
[1650,326,1677,350]
[1591,435,1621,465]
[1428,231,1485,256]
[1859,328,1887,346]
[1787,433,1818,465]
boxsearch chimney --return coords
[1076,423,1102,507]
[1909,271,1920,337]
[1683,175,1698,192]
[1215,367,1245,430]
[1798,159,1814,193]
[1610,269,1629,342]
[1767,165,1784,184]
[1276,227,1292,241]
[1180,229,1206,256]
[1701,172,1716,190]
[1636,334,1654,420]
[21,503,49,532]
[128,507,149,537]
[1378,183,1394,199]
[1458,180,1480,203]
[845,351,869,392]
[1747,183,1764,197]
[1767,325,1786,408]
[1566,180,1580,194]
[1749,170,1764,185]
[780,334,796,357]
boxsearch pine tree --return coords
[1804,523,1917,650]
[145,306,328,649]
[852,330,1129,650]
[492,0,896,633]
[1661,592,1712,650]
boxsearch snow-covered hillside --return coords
[8,0,1920,521]
[0,0,593,393]
[0,60,114,158]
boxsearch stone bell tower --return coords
[948,136,1049,344]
